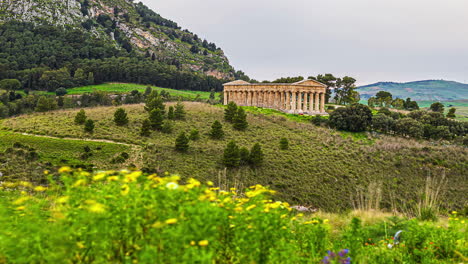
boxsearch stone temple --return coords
[223,80,327,115]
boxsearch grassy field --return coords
[0,169,466,263]
[1,102,466,212]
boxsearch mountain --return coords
[357,80,468,101]
[0,0,241,82]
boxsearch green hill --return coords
[358,80,468,101]
[1,103,466,212]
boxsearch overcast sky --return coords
[141,0,468,85]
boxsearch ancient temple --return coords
[223,80,327,114]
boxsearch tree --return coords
[140,119,151,137]
[209,120,224,139]
[175,132,189,152]
[190,45,199,54]
[145,90,165,113]
[310,74,337,103]
[329,104,373,132]
[391,98,405,109]
[75,109,87,124]
[144,86,153,97]
[161,121,174,134]
[167,106,175,120]
[372,114,395,133]
[334,76,359,105]
[239,147,250,166]
[375,91,393,107]
[430,102,445,113]
[249,143,264,167]
[223,141,240,168]
[233,108,248,131]
[114,108,129,126]
[57,96,64,108]
[87,72,94,85]
[55,87,67,96]
[0,79,21,91]
[404,98,419,111]
[84,119,95,133]
[35,96,57,112]
[174,101,186,120]
[149,109,164,130]
[279,138,289,150]
[224,102,238,122]
[447,108,456,119]
[395,118,424,138]
[209,89,216,100]
[189,129,200,140]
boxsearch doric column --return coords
[309,92,314,112]
[314,92,319,112]
[285,91,290,110]
[299,92,304,112]
[223,90,228,105]
[279,91,283,109]
[320,92,325,113]
[291,91,297,112]
[254,91,258,106]
[246,91,251,106]
[276,91,280,109]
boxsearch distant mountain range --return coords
[357,80,468,101]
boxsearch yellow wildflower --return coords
[323,219,329,224]
[166,182,179,190]
[190,241,196,246]
[34,186,47,192]
[15,206,26,211]
[230,187,236,191]
[92,173,106,181]
[77,242,86,249]
[151,221,164,229]
[234,207,243,212]
[58,166,72,173]
[43,170,49,175]
[73,179,86,187]
[198,240,209,246]
[121,184,130,196]
[280,214,288,219]
[56,196,69,204]
[452,211,457,214]
[107,176,119,182]
[85,200,106,213]
[206,181,214,186]
[124,171,142,183]
[246,204,257,211]
[19,181,32,188]
[165,218,178,225]
[12,196,29,205]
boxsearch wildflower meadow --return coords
[0,168,466,263]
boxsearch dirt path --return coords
[17,132,140,148]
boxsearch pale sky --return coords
[140,0,468,85]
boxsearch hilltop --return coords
[358,80,468,101]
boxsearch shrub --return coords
[239,147,250,166]
[377,107,392,116]
[329,104,373,132]
[161,121,174,134]
[223,141,240,168]
[446,108,456,118]
[149,109,164,131]
[279,138,289,150]
[175,132,189,152]
[429,102,444,113]
[233,108,248,131]
[84,119,95,133]
[145,90,165,113]
[167,106,175,120]
[74,109,87,124]
[372,114,395,133]
[249,143,264,167]
[140,119,151,137]
[113,108,129,126]
[174,101,187,120]
[209,120,224,139]
[224,102,237,122]
[55,87,68,96]
[395,118,423,138]
[189,129,200,141]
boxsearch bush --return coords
[175,132,189,152]
[113,108,129,126]
[249,143,264,167]
[279,138,289,150]
[395,118,423,138]
[149,109,164,131]
[55,87,68,96]
[233,108,248,131]
[224,102,237,122]
[174,101,186,120]
[140,119,151,137]
[188,129,200,141]
[372,114,395,133]
[223,141,240,168]
[329,104,373,132]
[74,109,87,124]
[161,121,174,134]
[446,108,456,119]
[239,147,250,166]
[430,102,444,113]
[84,119,95,133]
[167,106,175,120]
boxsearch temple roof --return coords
[223,79,327,87]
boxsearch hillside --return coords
[0,0,237,79]
[358,80,468,101]
[1,103,466,211]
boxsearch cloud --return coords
[140,0,468,84]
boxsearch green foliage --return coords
[161,121,174,134]
[175,132,189,152]
[279,138,289,150]
[329,104,373,132]
[239,147,250,166]
[0,79,21,91]
[167,106,175,120]
[447,108,456,118]
[74,109,87,125]
[55,87,68,96]
[223,141,240,168]
[145,90,166,114]
[372,114,395,133]
[430,102,445,113]
[84,119,95,133]
[188,129,200,141]
[140,119,152,137]
[249,143,264,167]
[149,109,164,131]
[34,96,57,112]
[224,102,238,122]
[233,108,248,131]
[174,101,186,120]
[113,108,129,126]
[395,118,424,138]
[209,120,224,139]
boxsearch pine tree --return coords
[249,143,264,167]
[167,106,175,120]
[233,108,248,131]
[209,89,215,100]
[209,120,224,139]
[35,96,51,112]
[189,129,200,140]
[149,109,164,130]
[174,101,186,120]
[84,119,95,133]
[223,141,240,168]
[140,119,151,137]
[161,121,173,134]
[74,109,87,124]
[224,102,237,122]
[114,108,129,126]
[144,86,152,97]
[239,147,250,166]
[175,132,189,152]
[57,96,64,108]
[145,90,165,113]
[279,138,289,150]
